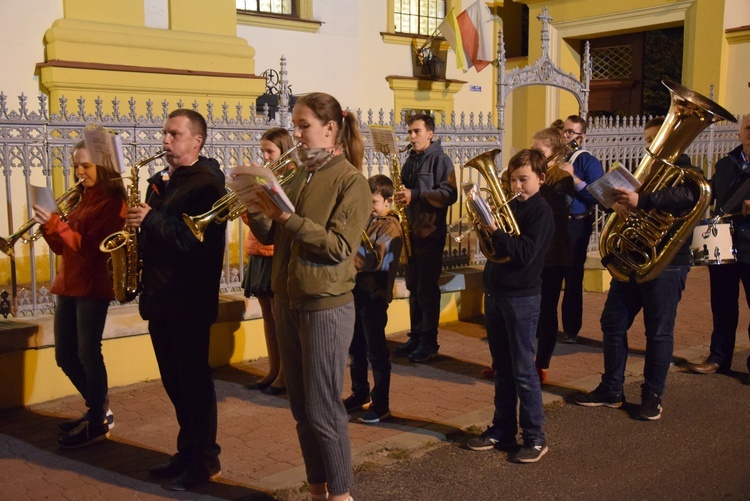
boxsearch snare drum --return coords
[690,219,736,265]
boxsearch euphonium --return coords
[100,150,168,302]
[389,144,412,265]
[183,143,302,242]
[1,179,84,257]
[461,148,521,263]
[599,80,736,283]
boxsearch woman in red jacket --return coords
[33,140,126,449]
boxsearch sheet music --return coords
[368,125,399,156]
[462,181,494,227]
[83,126,126,173]
[30,184,60,213]
[226,164,295,214]
[587,166,642,209]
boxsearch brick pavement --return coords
[1,266,748,500]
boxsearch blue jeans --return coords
[54,295,111,420]
[485,294,546,444]
[600,265,690,396]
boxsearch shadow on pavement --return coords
[0,407,276,500]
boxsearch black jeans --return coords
[562,214,595,338]
[149,316,220,469]
[54,295,111,421]
[349,291,391,412]
[708,263,750,372]
[536,266,568,369]
[405,242,444,346]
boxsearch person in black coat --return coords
[126,109,226,491]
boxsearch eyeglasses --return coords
[563,129,583,137]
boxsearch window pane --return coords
[394,0,444,36]
[237,0,293,15]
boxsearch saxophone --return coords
[599,80,736,283]
[100,150,168,303]
[390,145,412,264]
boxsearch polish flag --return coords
[438,1,498,73]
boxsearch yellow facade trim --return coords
[386,76,466,118]
[726,26,750,44]
[237,12,321,33]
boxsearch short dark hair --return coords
[168,109,207,148]
[507,148,547,179]
[407,113,435,133]
[368,174,394,199]
[644,116,665,131]
[565,115,588,134]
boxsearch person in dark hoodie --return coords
[688,113,750,384]
[126,109,226,491]
[575,116,702,420]
[393,113,458,363]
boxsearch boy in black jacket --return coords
[466,149,555,463]
[575,116,700,420]
[344,175,404,423]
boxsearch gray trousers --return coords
[274,300,355,495]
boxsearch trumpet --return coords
[183,143,302,242]
[1,179,84,257]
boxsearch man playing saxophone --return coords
[125,109,226,490]
[393,113,458,363]
[575,116,701,421]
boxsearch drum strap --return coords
[721,174,750,215]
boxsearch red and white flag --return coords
[438,1,498,72]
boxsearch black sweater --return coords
[483,192,555,297]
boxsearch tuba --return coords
[462,148,521,263]
[100,150,168,303]
[599,80,736,283]
[183,143,301,242]
[1,180,84,257]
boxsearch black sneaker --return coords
[59,409,114,434]
[408,343,439,363]
[169,459,221,491]
[466,427,517,451]
[357,408,391,424]
[515,440,548,463]
[638,389,662,421]
[574,385,624,408]
[57,419,110,449]
[149,453,189,479]
[342,394,371,412]
[394,336,420,357]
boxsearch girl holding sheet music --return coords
[32,139,126,449]
[241,127,294,396]
[245,92,371,501]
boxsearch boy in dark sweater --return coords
[343,175,404,423]
[466,149,555,463]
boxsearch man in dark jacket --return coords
[393,113,458,362]
[688,114,750,384]
[126,109,227,490]
[575,117,702,420]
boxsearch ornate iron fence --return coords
[0,91,500,317]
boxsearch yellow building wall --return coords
[513,0,734,153]
[38,0,265,117]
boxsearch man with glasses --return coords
[559,115,604,344]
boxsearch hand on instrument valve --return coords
[612,187,639,219]
[394,188,412,206]
[32,205,52,225]
[126,202,151,228]
[742,199,750,217]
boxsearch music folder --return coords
[30,185,60,213]
[587,166,642,209]
[226,164,295,214]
